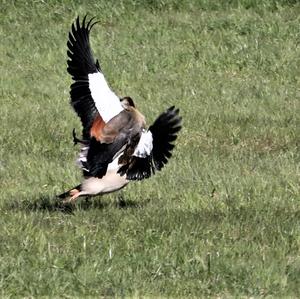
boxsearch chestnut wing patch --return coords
[90,114,106,141]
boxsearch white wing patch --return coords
[133,130,153,158]
[89,72,123,123]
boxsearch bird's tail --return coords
[57,185,81,199]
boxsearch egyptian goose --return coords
[58,16,182,203]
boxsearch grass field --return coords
[1,0,300,297]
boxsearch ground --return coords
[1,0,300,297]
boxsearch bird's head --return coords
[120,97,135,109]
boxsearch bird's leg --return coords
[63,188,81,204]
[72,128,89,145]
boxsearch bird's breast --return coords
[81,158,128,195]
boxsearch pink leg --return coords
[63,189,81,204]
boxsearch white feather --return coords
[107,154,121,171]
[133,130,153,158]
[89,72,123,123]
[76,146,89,170]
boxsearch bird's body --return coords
[59,16,182,203]
[69,156,129,198]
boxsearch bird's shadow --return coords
[6,194,144,214]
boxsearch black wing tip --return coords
[67,13,102,80]
[146,105,182,172]
[68,15,99,50]
[167,105,180,114]
[150,105,182,134]
[73,14,99,31]
[67,15,99,51]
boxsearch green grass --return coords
[1,0,300,297]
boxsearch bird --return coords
[58,15,182,203]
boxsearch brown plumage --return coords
[90,114,105,141]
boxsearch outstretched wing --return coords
[67,15,123,140]
[118,106,182,180]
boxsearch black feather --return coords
[67,15,101,140]
[85,138,110,178]
[149,106,182,171]
[118,156,155,181]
